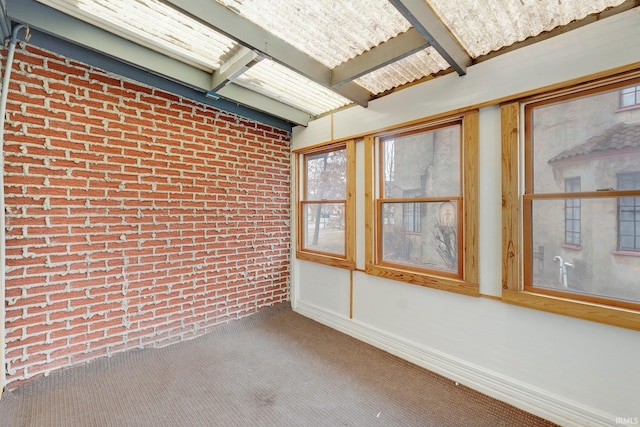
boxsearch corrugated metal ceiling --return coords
[216,0,411,69]
[39,0,237,71]
[428,0,628,58]
[355,47,449,94]
[236,59,352,116]
[29,0,635,124]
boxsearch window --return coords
[502,68,640,331]
[564,178,581,247]
[617,172,640,252]
[296,141,355,269]
[365,112,479,296]
[620,85,640,108]
[402,189,421,233]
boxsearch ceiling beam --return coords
[388,0,470,76]
[8,0,211,88]
[331,28,429,87]
[211,47,263,93]
[216,84,313,126]
[163,0,371,107]
[24,29,293,130]
[7,0,313,125]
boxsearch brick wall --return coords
[2,45,291,387]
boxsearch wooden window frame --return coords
[365,111,479,297]
[501,68,640,331]
[295,140,355,270]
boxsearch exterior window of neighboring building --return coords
[365,111,479,296]
[295,141,355,269]
[621,85,640,108]
[402,189,421,233]
[617,172,640,252]
[502,68,640,331]
[564,178,581,246]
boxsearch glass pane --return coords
[302,203,345,255]
[305,149,347,200]
[381,201,458,274]
[382,124,460,198]
[620,221,634,235]
[621,92,635,107]
[619,175,635,189]
[620,236,634,250]
[621,86,639,107]
[565,177,580,193]
[531,84,640,194]
[620,210,634,221]
[530,198,640,303]
[619,199,633,208]
[565,220,573,231]
[566,209,574,220]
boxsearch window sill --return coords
[560,243,581,250]
[502,289,640,331]
[365,263,479,297]
[296,251,355,270]
[615,105,640,113]
[612,250,640,257]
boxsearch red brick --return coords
[4,44,291,388]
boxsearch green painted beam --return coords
[164,0,371,107]
[331,28,429,87]
[389,0,470,76]
[7,0,313,125]
[211,47,263,93]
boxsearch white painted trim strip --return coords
[294,300,616,427]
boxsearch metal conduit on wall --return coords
[1,23,29,389]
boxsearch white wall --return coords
[292,8,640,426]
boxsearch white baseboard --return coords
[294,301,616,427]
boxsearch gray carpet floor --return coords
[0,303,556,426]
